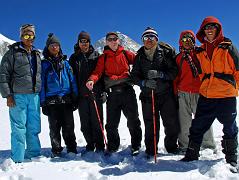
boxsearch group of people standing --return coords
[0,16,238,169]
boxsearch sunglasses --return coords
[107,37,118,42]
[143,36,156,41]
[79,39,89,43]
[22,34,35,40]
[181,33,194,42]
[49,43,59,48]
[204,24,218,30]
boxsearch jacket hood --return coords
[196,16,224,44]
[179,30,195,49]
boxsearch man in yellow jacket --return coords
[181,16,239,168]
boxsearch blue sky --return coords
[1,0,239,56]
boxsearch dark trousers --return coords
[189,96,238,144]
[78,96,104,151]
[106,87,142,151]
[48,104,77,153]
[141,92,179,155]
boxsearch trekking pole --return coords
[151,90,157,163]
[90,90,108,149]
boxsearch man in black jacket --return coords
[131,27,180,157]
[69,31,105,152]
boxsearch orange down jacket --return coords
[196,16,239,98]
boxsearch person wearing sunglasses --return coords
[174,30,216,154]
[69,31,106,154]
[86,32,142,155]
[0,24,42,163]
[40,33,78,158]
[181,17,239,169]
[131,27,179,157]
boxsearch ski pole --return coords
[151,90,157,163]
[90,91,108,149]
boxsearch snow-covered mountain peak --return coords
[0,34,15,44]
[0,34,15,60]
[94,32,141,54]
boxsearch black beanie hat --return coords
[78,31,91,42]
[46,33,61,47]
[142,27,158,41]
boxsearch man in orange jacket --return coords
[181,16,239,168]
[86,32,142,155]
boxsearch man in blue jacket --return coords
[40,33,78,157]
[0,24,42,163]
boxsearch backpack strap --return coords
[122,50,130,64]
[228,44,239,71]
[218,38,239,71]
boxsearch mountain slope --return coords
[94,31,141,54]
[0,34,15,60]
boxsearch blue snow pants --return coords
[9,93,41,162]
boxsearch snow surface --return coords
[0,86,238,180]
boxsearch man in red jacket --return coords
[174,30,216,153]
[86,32,142,155]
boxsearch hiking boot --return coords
[180,141,200,162]
[221,139,238,165]
[104,148,118,156]
[86,144,95,151]
[229,161,237,167]
[51,151,62,158]
[131,147,140,156]
[67,148,77,154]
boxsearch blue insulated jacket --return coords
[40,55,78,106]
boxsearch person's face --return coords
[106,35,119,51]
[181,34,194,50]
[143,35,158,49]
[79,39,90,53]
[21,31,35,47]
[48,43,60,57]
[204,24,218,42]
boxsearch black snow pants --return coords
[106,85,142,152]
[47,104,77,153]
[78,96,105,151]
[140,91,179,155]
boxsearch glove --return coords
[100,92,107,104]
[147,70,164,79]
[42,106,49,116]
[142,79,157,89]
